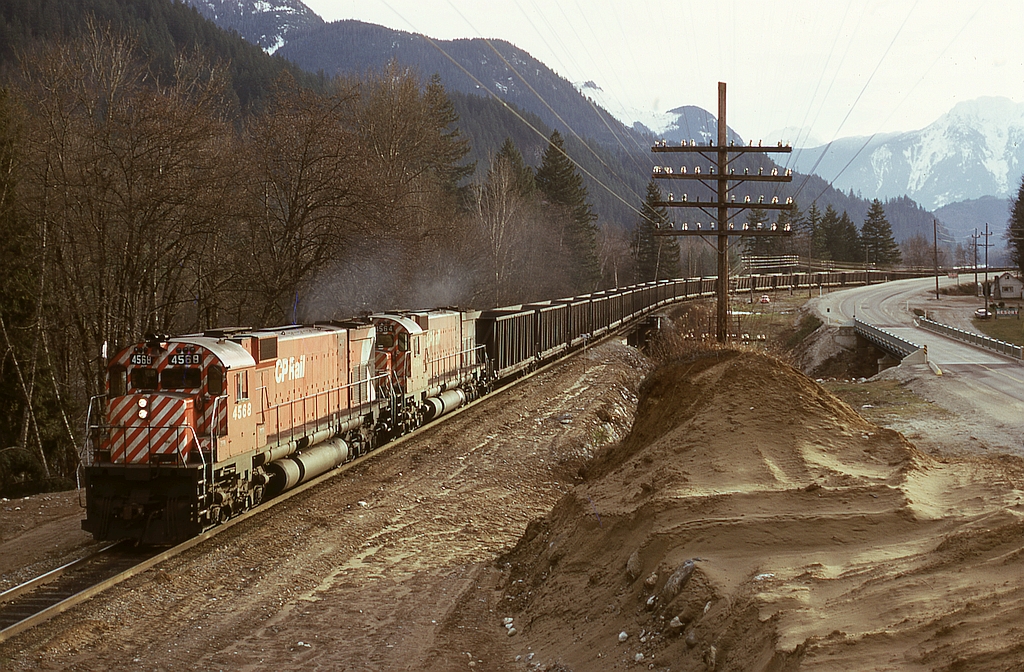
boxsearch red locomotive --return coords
[82,279,717,544]
[82,322,385,543]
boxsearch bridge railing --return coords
[917,316,1023,359]
[853,318,925,361]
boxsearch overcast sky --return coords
[302,1,1021,145]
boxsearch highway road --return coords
[809,276,1024,452]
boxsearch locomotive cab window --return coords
[160,367,202,390]
[377,333,394,349]
[109,366,127,396]
[234,371,249,401]
[397,332,409,352]
[130,368,158,391]
[208,366,224,396]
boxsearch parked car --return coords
[759,294,771,304]
[974,308,992,319]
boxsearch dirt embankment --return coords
[444,349,1024,670]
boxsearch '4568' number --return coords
[232,402,253,420]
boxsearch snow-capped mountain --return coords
[576,80,743,145]
[183,0,323,54]
[790,97,1024,211]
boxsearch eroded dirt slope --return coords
[448,350,1024,670]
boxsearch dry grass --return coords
[971,314,1024,345]
[822,378,950,425]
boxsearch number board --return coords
[169,353,201,366]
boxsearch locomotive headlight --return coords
[138,409,149,420]
[138,398,148,409]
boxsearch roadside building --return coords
[993,272,1023,301]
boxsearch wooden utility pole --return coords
[651,82,794,342]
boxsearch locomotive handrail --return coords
[263,372,388,444]
[95,420,207,468]
[424,344,485,389]
[183,425,207,476]
[80,394,108,469]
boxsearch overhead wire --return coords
[806,0,988,205]
[369,1,962,237]
[793,0,922,203]
[376,0,653,221]
[571,14,667,185]
[440,0,648,208]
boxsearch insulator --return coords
[744,167,749,175]
[771,167,778,176]
[669,193,674,201]
[785,169,792,176]
[786,197,793,204]
[758,195,764,203]
[690,139,696,147]
[758,167,764,175]
[744,195,750,203]
[681,166,687,174]
[666,167,673,174]
[682,193,688,202]
[694,166,701,174]
[771,196,779,204]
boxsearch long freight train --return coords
[80,270,919,544]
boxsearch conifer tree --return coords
[861,199,901,265]
[424,73,474,200]
[1008,175,1024,275]
[494,137,534,197]
[802,202,824,260]
[534,130,600,292]
[740,207,770,257]
[631,180,680,281]
[833,211,862,262]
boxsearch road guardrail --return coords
[917,316,1023,359]
[853,318,927,362]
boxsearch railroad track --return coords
[0,541,157,643]
[0,331,614,646]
